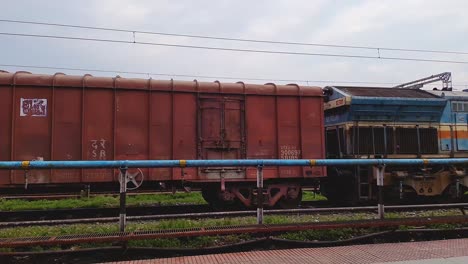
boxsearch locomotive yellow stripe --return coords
[21,161,30,169]
[179,160,187,168]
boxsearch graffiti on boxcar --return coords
[20,98,47,117]
[90,139,107,160]
[280,145,301,159]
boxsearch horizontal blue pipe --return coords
[0,159,467,170]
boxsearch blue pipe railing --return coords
[2,158,467,228]
[0,158,468,170]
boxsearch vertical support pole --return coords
[376,165,385,219]
[371,126,376,156]
[119,167,128,232]
[399,180,403,200]
[336,126,342,158]
[352,124,356,156]
[256,165,264,225]
[24,170,29,190]
[383,125,388,158]
[356,124,360,156]
[416,125,421,158]
[86,184,90,198]
[450,125,455,158]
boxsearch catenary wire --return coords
[1,19,468,55]
[1,32,468,64]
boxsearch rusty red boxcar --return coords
[0,71,325,208]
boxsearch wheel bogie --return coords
[201,183,303,209]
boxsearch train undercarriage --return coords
[200,182,303,209]
[322,165,468,205]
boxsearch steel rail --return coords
[0,204,214,222]
[0,216,467,248]
[1,203,467,228]
[1,158,468,170]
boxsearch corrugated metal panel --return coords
[0,72,323,96]
[0,72,326,186]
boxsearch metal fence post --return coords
[376,165,385,219]
[256,165,264,225]
[119,167,128,232]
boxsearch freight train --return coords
[0,71,325,208]
[0,71,467,207]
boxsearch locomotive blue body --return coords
[323,86,468,202]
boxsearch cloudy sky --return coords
[1,0,468,89]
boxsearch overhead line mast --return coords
[394,72,452,90]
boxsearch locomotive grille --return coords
[326,128,345,157]
[351,127,394,155]
[348,126,438,155]
[395,127,438,154]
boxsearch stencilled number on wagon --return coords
[280,145,301,159]
[20,98,47,117]
[90,139,107,160]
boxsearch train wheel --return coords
[201,187,219,206]
[201,187,236,210]
[278,186,303,209]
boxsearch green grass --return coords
[0,215,333,239]
[385,209,462,219]
[302,191,327,201]
[0,192,206,211]
[0,210,461,239]
[278,228,377,241]
[0,190,324,211]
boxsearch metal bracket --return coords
[118,168,144,190]
[376,165,385,187]
[24,170,29,190]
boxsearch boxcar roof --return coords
[330,86,439,98]
[0,71,323,96]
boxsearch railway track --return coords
[0,204,214,222]
[0,188,319,200]
[1,202,466,228]
[0,189,202,200]
[0,215,467,249]
[0,200,329,222]
[1,203,467,262]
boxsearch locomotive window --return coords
[452,102,468,112]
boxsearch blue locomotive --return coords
[322,73,468,203]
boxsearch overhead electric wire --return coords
[1,18,468,55]
[1,32,468,65]
[2,63,468,87]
